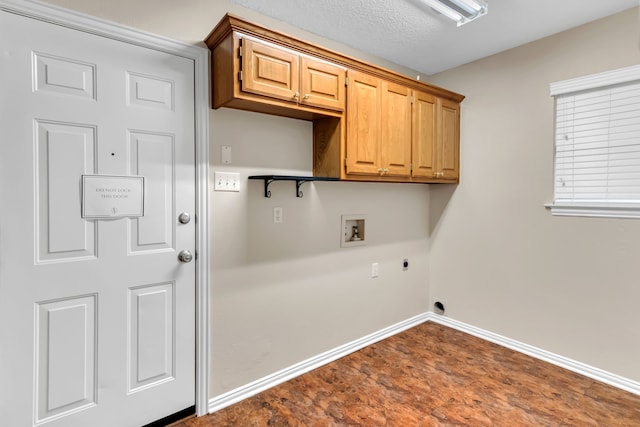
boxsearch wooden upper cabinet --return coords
[344,73,458,182]
[439,98,460,180]
[411,93,460,181]
[209,25,346,119]
[345,74,413,179]
[299,56,345,112]
[205,14,464,183]
[242,38,345,112]
[346,70,382,175]
[412,91,437,179]
[241,38,299,103]
[381,82,412,177]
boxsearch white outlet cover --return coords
[221,145,232,164]
[371,262,379,278]
[273,207,283,223]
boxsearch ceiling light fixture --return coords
[421,0,488,26]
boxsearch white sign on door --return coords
[82,175,145,218]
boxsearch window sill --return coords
[545,202,640,219]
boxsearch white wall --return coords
[42,0,431,398]
[427,7,640,381]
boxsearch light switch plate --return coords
[214,172,240,192]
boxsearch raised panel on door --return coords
[33,52,96,100]
[35,295,97,424]
[299,56,345,112]
[34,120,97,262]
[412,91,437,178]
[241,37,299,103]
[439,98,460,180]
[346,70,381,175]
[381,82,411,177]
[128,283,174,393]
[128,131,174,253]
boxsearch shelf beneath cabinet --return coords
[248,175,339,198]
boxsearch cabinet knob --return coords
[303,94,310,100]
[293,91,299,99]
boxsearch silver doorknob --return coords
[178,212,191,224]
[178,250,193,263]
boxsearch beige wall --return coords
[427,7,640,381]
[209,110,429,394]
[41,0,430,397]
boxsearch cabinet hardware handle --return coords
[293,92,299,99]
[303,94,310,100]
[377,168,384,173]
[384,168,389,173]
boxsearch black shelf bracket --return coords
[295,179,308,198]
[248,175,339,198]
[264,177,275,198]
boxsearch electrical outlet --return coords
[214,172,240,192]
[273,207,283,223]
[371,262,379,278]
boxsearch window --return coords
[549,65,640,218]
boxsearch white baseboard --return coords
[209,312,640,413]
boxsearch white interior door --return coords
[0,9,196,427]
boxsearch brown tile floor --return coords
[178,322,640,426]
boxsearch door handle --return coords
[178,250,193,263]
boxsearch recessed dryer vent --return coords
[341,215,367,248]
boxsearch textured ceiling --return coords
[228,0,638,76]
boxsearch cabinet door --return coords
[300,57,345,112]
[346,70,382,175]
[439,98,460,180]
[411,91,437,178]
[381,82,412,177]
[241,37,299,103]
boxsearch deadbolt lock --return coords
[178,212,191,224]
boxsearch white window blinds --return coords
[549,65,640,218]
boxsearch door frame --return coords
[0,0,211,417]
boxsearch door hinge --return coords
[345,77,348,86]
[344,158,348,168]
[238,39,242,58]
[239,70,243,81]
[410,96,414,104]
